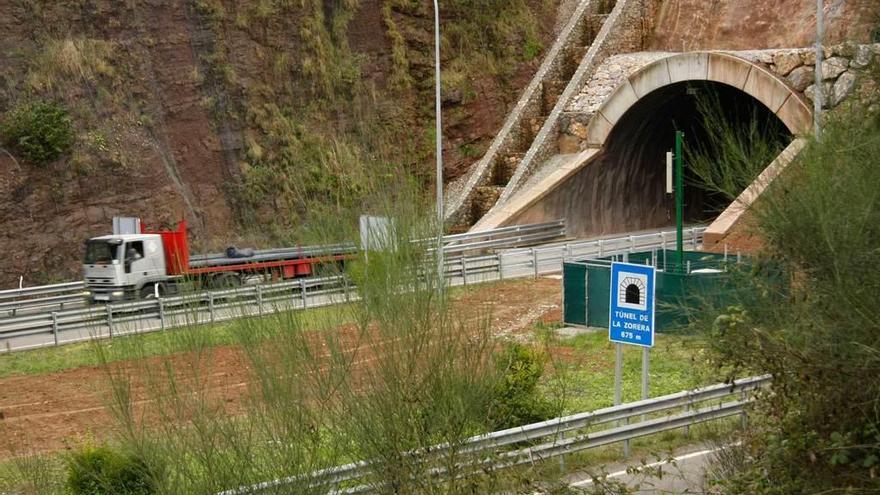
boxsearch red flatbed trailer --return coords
[84,220,354,301]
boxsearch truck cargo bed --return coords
[188,243,356,269]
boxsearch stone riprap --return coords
[566,52,673,115]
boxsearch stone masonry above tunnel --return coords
[578,52,813,148]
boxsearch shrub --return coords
[488,343,554,430]
[66,445,154,495]
[696,97,880,491]
[1,100,74,165]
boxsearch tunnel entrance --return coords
[587,81,791,233]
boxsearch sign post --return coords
[675,131,684,272]
[609,261,656,456]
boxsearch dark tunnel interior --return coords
[584,81,792,234]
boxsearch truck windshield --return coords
[84,241,120,265]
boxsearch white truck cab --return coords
[83,233,168,301]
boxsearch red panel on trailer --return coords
[142,220,190,276]
[296,263,311,276]
[283,265,296,279]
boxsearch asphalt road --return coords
[566,443,732,493]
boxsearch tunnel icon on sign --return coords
[617,273,648,311]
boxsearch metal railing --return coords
[0,281,86,300]
[221,374,771,495]
[438,220,566,254]
[0,222,567,317]
[0,226,704,352]
[0,282,88,317]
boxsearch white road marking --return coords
[569,443,739,488]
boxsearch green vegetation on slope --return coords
[0,100,74,165]
[191,0,556,240]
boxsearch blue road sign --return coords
[609,262,656,347]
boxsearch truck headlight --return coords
[111,290,125,298]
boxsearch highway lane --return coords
[0,269,502,352]
[0,226,705,353]
[566,443,731,493]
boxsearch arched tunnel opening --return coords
[587,81,792,233]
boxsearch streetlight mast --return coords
[434,0,444,290]
[814,0,824,138]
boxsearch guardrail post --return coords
[106,305,114,338]
[598,239,603,257]
[209,292,215,323]
[256,285,264,316]
[686,261,691,274]
[461,258,468,286]
[741,389,749,430]
[629,235,635,253]
[532,248,539,278]
[51,311,59,346]
[300,279,308,309]
[158,298,166,331]
[497,254,504,281]
[343,276,350,302]
[691,228,698,249]
[558,431,566,471]
[684,399,691,437]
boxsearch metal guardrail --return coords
[221,374,771,495]
[0,282,88,317]
[0,281,86,301]
[439,220,566,254]
[0,222,567,317]
[0,226,704,352]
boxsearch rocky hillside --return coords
[0,0,562,285]
[649,0,878,50]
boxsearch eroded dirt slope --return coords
[0,0,561,286]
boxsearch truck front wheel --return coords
[140,283,165,299]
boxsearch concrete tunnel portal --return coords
[507,81,793,237]
[593,80,792,232]
[485,52,813,239]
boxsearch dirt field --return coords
[0,278,562,459]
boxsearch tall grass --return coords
[42,180,558,493]
[684,89,789,205]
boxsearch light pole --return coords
[433,0,444,290]
[814,0,823,138]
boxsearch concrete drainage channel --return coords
[0,226,704,353]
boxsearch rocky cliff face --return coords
[649,0,877,51]
[0,0,561,285]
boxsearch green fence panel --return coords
[562,262,587,326]
[569,250,743,332]
[586,263,612,328]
